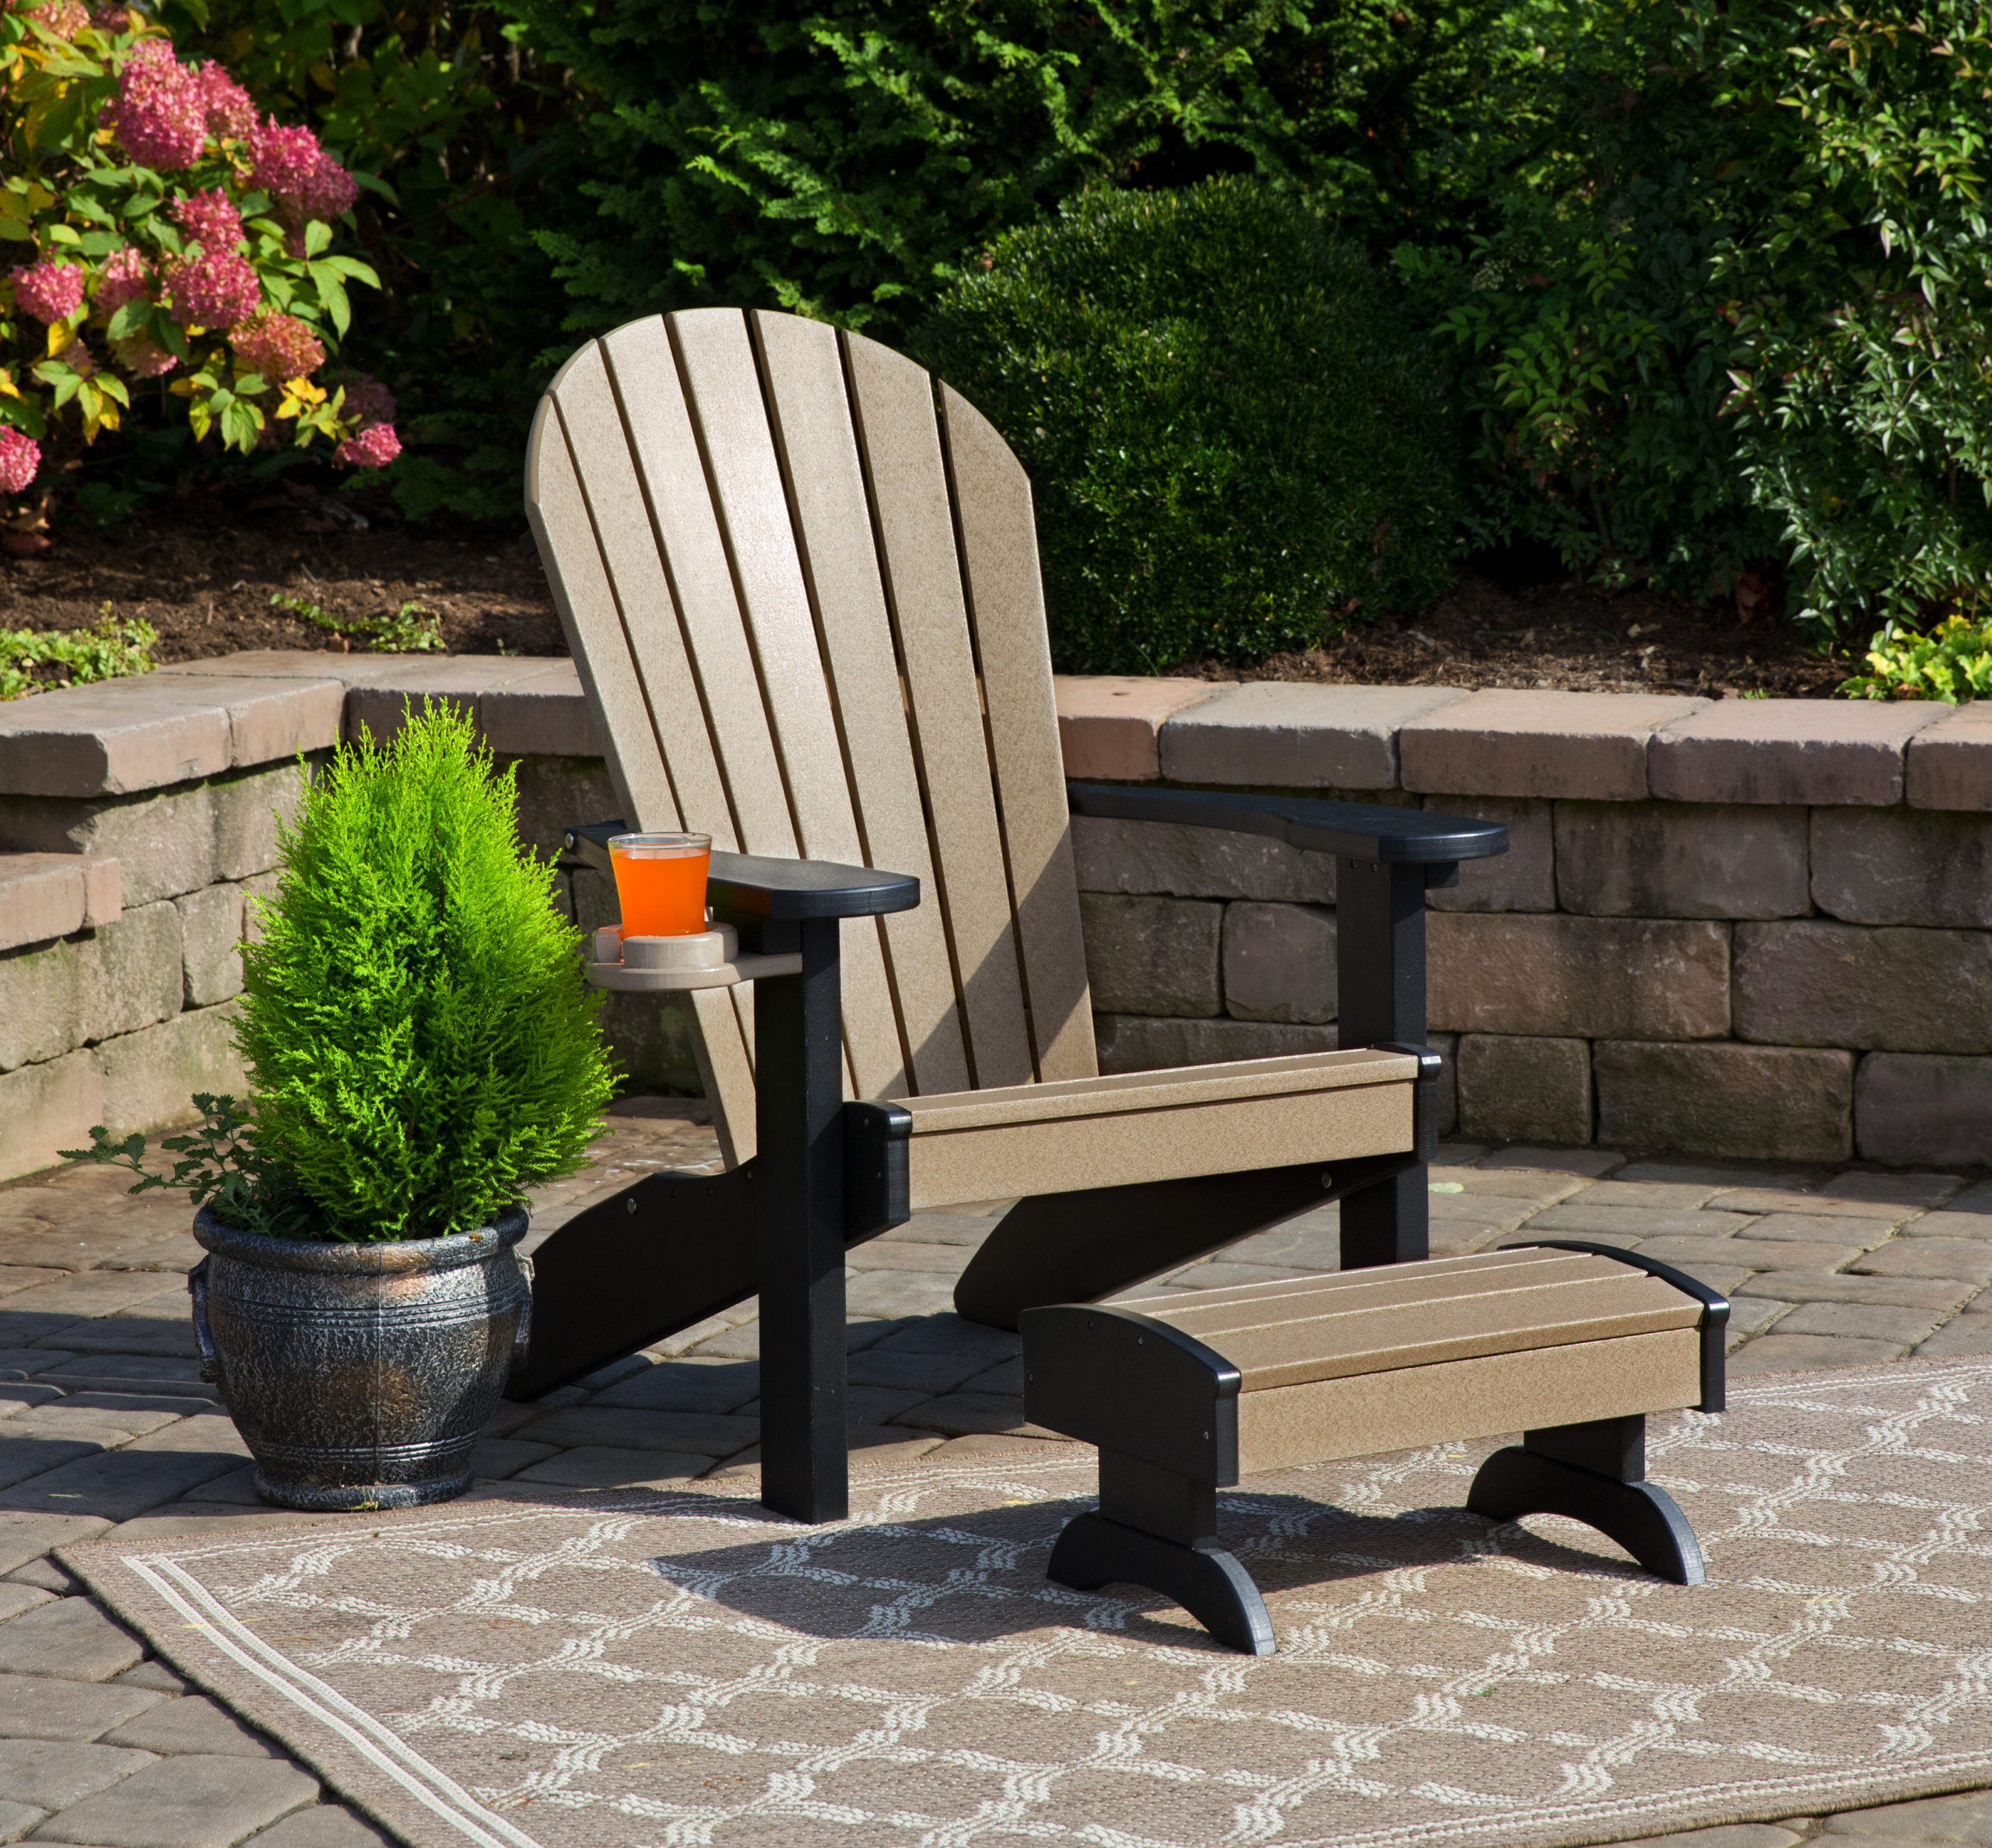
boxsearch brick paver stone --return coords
[1636,1236,1872,1272]
[0,1601,142,1681]
[1524,1205,1759,1240]
[0,1677,160,1741]
[1738,1273,1978,1310]
[1822,1789,1992,1836]
[1856,1241,1992,1283]
[235,1804,393,1848]
[100,1700,275,1760]
[514,1446,714,1489]
[1918,1318,1992,1357]
[1772,1302,1950,1345]
[26,1753,317,1848]
[0,1738,156,1809]
[1732,1333,1912,1372]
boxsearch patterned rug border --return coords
[61,1354,1992,1848]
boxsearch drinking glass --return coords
[607,833,712,938]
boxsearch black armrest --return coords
[1067,783,1507,864]
[563,820,920,921]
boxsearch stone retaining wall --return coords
[2,652,1986,1180]
[1060,676,1992,1169]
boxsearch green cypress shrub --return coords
[230,701,615,1241]
[915,178,1461,672]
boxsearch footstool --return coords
[1020,1240,1728,1653]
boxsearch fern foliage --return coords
[235,700,615,1240]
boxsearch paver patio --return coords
[0,1099,1984,1846]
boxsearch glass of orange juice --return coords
[607,833,712,938]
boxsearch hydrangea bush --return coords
[0,0,398,526]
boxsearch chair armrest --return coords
[563,820,921,920]
[1066,783,1507,864]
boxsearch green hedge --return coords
[1399,0,1992,636]
[917,178,1460,672]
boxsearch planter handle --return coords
[188,1257,220,1383]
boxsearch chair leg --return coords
[1047,1452,1275,1654]
[1467,1415,1706,1585]
[754,917,850,1525]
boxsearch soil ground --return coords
[0,487,1855,696]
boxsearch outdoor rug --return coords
[61,1355,1992,1848]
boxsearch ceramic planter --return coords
[188,1206,532,1511]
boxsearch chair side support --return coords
[524,823,920,1524]
[1057,782,1507,1278]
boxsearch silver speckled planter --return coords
[189,1207,532,1513]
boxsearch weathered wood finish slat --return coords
[751,310,967,1098]
[669,310,906,1104]
[1138,1249,1699,1390]
[907,1077,1412,1210]
[902,1048,1415,1134]
[1234,1329,1703,1476]
[601,316,793,860]
[535,358,758,1162]
[523,384,675,833]
[939,384,1096,1084]
[842,330,1036,1091]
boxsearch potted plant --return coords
[67,702,615,1510]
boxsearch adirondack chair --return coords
[514,307,1507,1524]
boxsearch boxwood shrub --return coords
[914,177,1461,672]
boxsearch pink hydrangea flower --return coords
[163,251,259,328]
[0,426,39,496]
[10,258,84,324]
[336,423,400,469]
[111,332,177,378]
[338,373,396,429]
[94,247,153,316]
[296,153,358,223]
[51,335,96,377]
[174,188,243,257]
[25,1,89,38]
[104,39,205,171]
[194,63,254,142]
[249,120,323,202]
[230,312,324,382]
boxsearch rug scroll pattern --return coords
[61,1358,1992,1848]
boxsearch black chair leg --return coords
[1046,1452,1274,1655]
[1467,1414,1705,1585]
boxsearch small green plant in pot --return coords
[66,702,615,1510]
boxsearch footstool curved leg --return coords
[1468,1448,1706,1585]
[1048,1512,1276,1655]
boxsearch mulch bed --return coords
[2,488,1854,696]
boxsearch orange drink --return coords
[608,833,711,938]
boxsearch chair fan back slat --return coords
[752,311,970,1097]
[665,309,908,1103]
[841,330,1038,1090]
[532,351,759,1162]
[938,384,1097,1084]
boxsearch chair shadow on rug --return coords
[632,1483,1700,1652]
